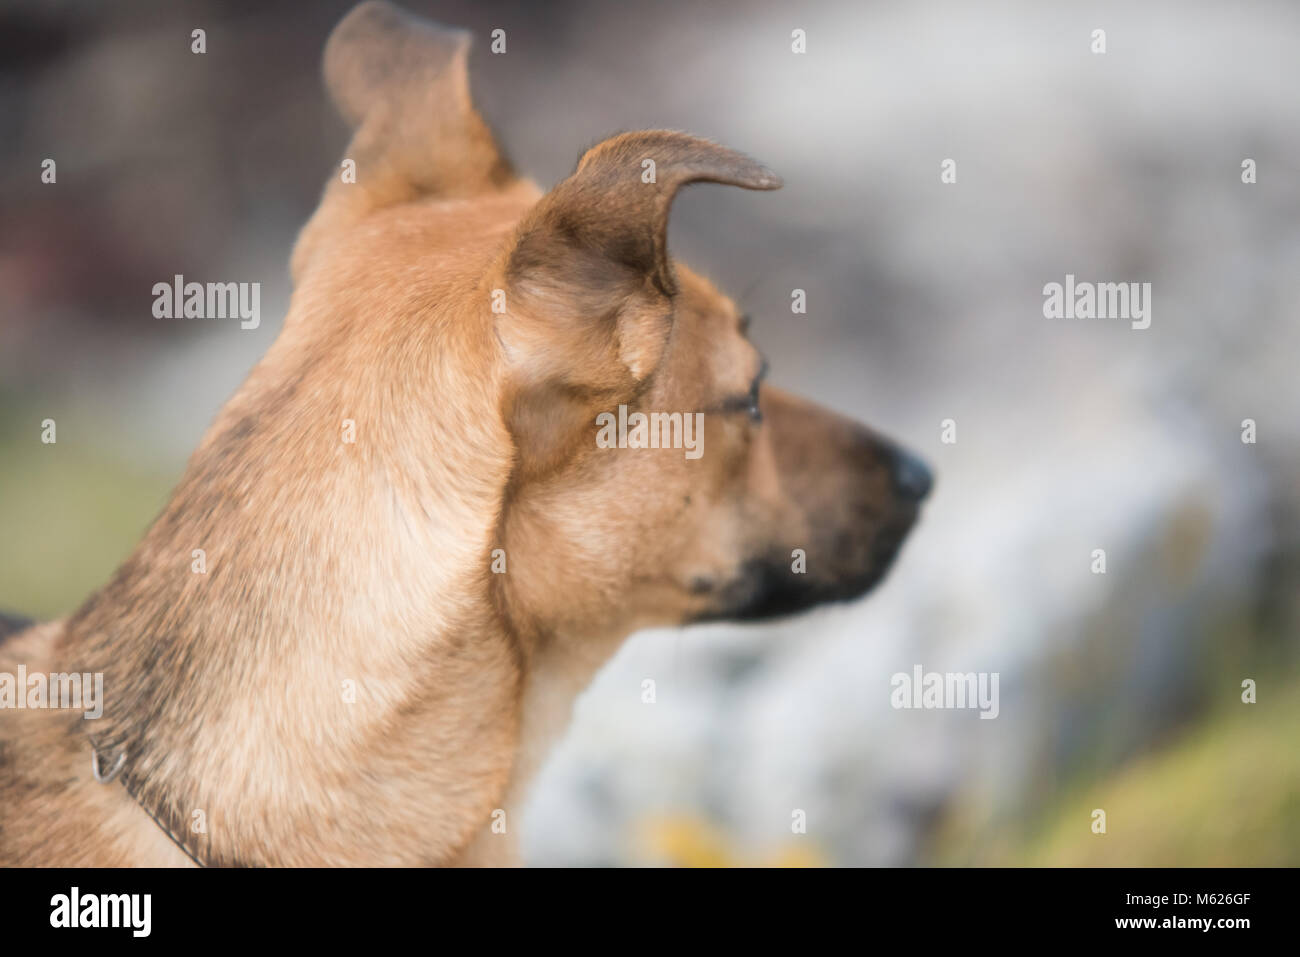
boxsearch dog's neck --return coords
[55,287,573,866]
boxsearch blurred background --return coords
[2,0,1297,865]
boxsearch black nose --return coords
[889,447,933,501]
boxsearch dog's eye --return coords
[716,357,768,422]
[746,357,768,423]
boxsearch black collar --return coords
[90,737,210,868]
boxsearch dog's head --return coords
[293,2,931,645]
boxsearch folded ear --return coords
[494,130,779,475]
[292,1,513,279]
[499,130,780,389]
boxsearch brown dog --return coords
[0,1,930,866]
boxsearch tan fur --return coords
[0,2,928,867]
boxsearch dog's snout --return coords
[888,447,933,502]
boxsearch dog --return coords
[0,1,931,866]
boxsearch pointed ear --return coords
[499,130,780,390]
[292,1,513,279]
[494,131,779,476]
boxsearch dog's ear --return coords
[494,130,779,473]
[499,130,780,389]
[292,1,512,279]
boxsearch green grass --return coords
[935,676,1300,866]
[0,405,176,620]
